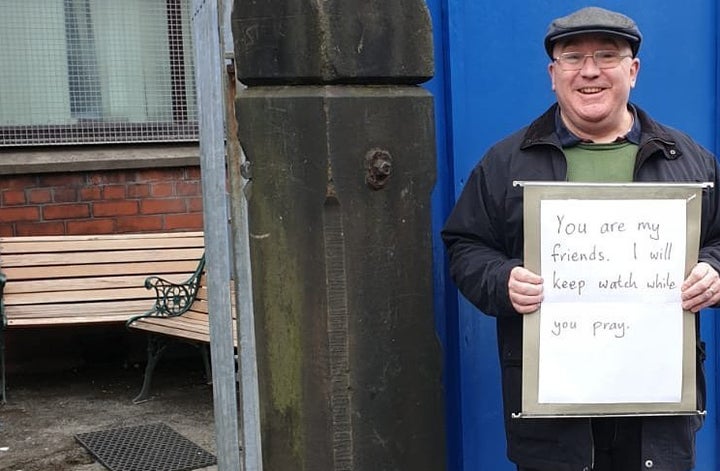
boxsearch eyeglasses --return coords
[554,50,632,71]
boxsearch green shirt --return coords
[564,141,638,183]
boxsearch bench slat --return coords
[1,248,205,268]
[0,238,204,255]
[137,316,209,332]
[146,312,211,327]
[131,320,211,343]
[173,311,213,323]
[0,232,203,249]
[8,299,152,322]
[5,287,160,306]
[3,261,199,281]
[0,232,202,242]
[8,315,135,326]
[130,315,238,344]
[5,300,155,326]
[4,273,196,294]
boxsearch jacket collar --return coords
[554,106,641,146]
[521,103,680,159]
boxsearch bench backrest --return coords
[0,232,204,327]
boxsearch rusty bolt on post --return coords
[365,149,393,190]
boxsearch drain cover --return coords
[75,422,217,471]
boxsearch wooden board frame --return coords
[517,182,708,418]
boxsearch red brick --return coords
[67,219,116,235]
[103,185,127,200]
[28,188,53,204]
[127,184,151,198]
[16,221,66,236]
[176,181,200,196]
[93,201,139,217]
[116,216,164,233]
[43,204,90,220]
[136,168,184,182]
[0,206,40,222]
[2,190,26,206]
[150,182,174,198]
[165,213,204,230]
[88,171,130,185]
[185,166,201,179]
[187,197,204,212]
[0,175,38,191]
[53,187,79,203]
[0,225,14,236]
[80,187,102,201]
[140,199,186,215]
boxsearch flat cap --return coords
[544,7,642,58]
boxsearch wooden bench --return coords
[0,231,204,403]
[125,255,237,403]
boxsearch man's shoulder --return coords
[489,126,532,151]
[487,106,557,154]
[634,105,716,166]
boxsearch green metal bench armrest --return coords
[126,255,206,327]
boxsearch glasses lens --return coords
[558,52,584,70]
[594,51,622,68]
[557,51,626,70]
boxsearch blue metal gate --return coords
[425,1,719,469]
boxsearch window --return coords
[0,0,198,146]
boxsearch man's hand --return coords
[681,262,720,312]
[509,266,544,314]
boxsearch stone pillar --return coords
[232,2,445,470]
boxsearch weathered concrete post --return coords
[232,1,445,469]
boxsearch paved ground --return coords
[0,360,220,471]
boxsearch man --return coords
[442,6,720,471]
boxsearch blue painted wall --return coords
[425,1,719,469]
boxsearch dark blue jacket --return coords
[442,103,720,471]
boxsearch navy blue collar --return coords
[555,104,641,147]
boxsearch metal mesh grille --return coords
[0,0,198,146]
[75,422,216,471]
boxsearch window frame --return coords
[0,0,198,148]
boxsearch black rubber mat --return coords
[75,422,217,471]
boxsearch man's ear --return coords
[629,58,640,89]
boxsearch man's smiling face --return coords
[548,34,640,139]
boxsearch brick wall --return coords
[0,166,204,236]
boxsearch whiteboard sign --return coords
[519,182,704,417]
[539,199,685,404]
